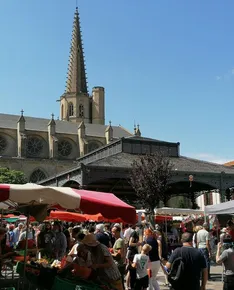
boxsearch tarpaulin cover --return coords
[0,183,136,224]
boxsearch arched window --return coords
[29,169,47,183]
[68,102,74,116]
[58,139,72,157]
[0,135,7,154]
[26,136,43,157]
[79,104,84,118]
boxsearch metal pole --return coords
[0,209,3,226]
[22,213,30,289]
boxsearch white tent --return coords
[205,200,234,215]
[155,207,203,216]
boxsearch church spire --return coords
[65,7,88,94]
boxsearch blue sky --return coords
[0,0,234,163]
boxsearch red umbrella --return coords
[49,211,86,222]
[155,215,173,223]
[30,211,86,223]
[0,184,136,224]
[83,213,126,223]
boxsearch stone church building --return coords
[0,8,134,183]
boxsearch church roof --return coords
[0,113,132,138]
[88,152,234,174]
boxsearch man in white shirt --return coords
[196,223,211,280]
[123,225,134,243]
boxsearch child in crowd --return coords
[132,244,152,290]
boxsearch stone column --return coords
[78,121,86,156]
[48,114,57,158]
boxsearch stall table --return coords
[16,262,57,290]
[52,277,103,290]
[16,262,111,290]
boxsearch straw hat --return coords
[82,234,100,247]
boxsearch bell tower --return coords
[60,7,90,123]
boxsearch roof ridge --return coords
[180,155,228,167]
[118,125,133,136]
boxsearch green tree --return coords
[130,151,173,228]
[178,198,187,208]
[0,167,27,184]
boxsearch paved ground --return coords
[158,265,223,290]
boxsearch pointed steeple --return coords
[66,7,88,94]
[105,121,113,144]
[135,124,141,137]
[48,113,56,126]
[17,109,25,123]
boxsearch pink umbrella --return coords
[0,183,136,224]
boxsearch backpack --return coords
[168,248,185,288]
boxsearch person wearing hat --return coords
[196,222,211,280]
[82,234,123,290]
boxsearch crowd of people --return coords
[0,219,233,290]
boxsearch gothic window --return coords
[68,102,74,116]
[61,104,64,119]
[30,169,47,183]
[0,136,7,154]
[88,141,101,152]
[58,140,72,157]
[79,104,84,118]
[26,136,43,157]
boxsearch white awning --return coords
[155,207,203,216]
[205,200,234,215]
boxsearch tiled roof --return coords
[0,113,132,138]
[124,136,177,145]
[87,152,234,174]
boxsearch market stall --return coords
[155,207,203,216]
[205,200,234,215]
[0,183,135,223]
[0,183,136,290]
[154,207,204,252]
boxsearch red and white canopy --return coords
[0,183,136,224]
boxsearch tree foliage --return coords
[130,151,173,214]
[0,167,27,184]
